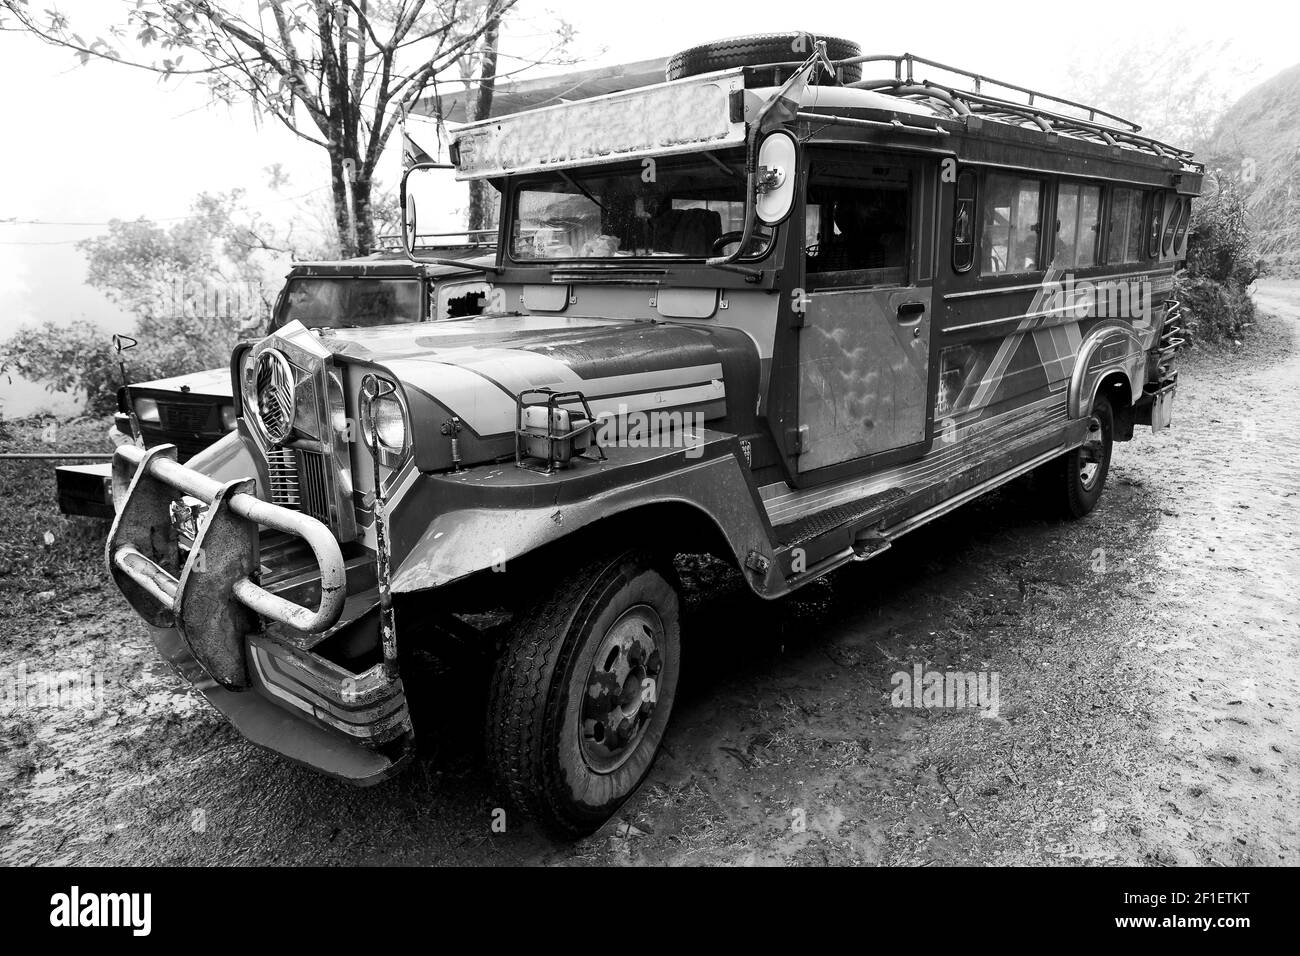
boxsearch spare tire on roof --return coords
[665,32,862,85]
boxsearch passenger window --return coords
[1162,196,1183,256]
[805,176,909,289]
[1147,193,1164,259]
[981,173,1043,275]
[1106,187,1145,264]
[1054,182,1101,269]
[952,169,976,273]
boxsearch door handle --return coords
[897,301,926,318]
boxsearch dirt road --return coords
[2,282,1297,866]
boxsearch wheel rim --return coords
[579,604,665,774]
[1078,412,1105,491]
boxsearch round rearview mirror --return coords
[404,191,418,252]
[755,131,797,226]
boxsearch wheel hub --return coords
[580,605,664,773]
[1079,413,1105,490]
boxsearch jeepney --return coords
[105,32,1196,836]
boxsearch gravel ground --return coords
[1,281,1297,866]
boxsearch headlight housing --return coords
[360,376,408,454]
[134,397,160,423]
[367,392,408,451]
[253,349,296,444]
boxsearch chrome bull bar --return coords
[106,443,346,690]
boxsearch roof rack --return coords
[772,51,1200,170]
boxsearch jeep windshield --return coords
[272,277,422,331]
[510,150,771,261]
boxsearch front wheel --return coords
[1037,395,1114,519]
[486,549,681,837]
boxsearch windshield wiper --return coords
[559,171,607,213]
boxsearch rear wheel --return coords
[486,549,681,837]
[1037,395,1114,519]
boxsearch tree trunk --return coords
[352,177,374,255]
[467,18,500,235]
[328,147,375,258]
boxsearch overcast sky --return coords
[2,0,1296,414]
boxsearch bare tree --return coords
[0,0,561,256]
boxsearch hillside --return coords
[1200,62,1300,274]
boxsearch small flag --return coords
[758,42,836,134]
[402,127,434,169]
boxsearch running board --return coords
[774,443,1067,595]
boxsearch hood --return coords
[131,366,233,399]
[288,314,759,472]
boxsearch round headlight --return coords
[219,404,237,432]
[368,393,407,451]
[254,349,295,444]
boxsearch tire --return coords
[486,549,682,837]
[666,33,862,85]
[1037,395,1114,519]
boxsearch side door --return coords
[795,155,932,475]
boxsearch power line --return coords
[0,185,333,229]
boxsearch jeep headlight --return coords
[368,392,407,451]
[360,376,408,453]
[134,397,160,423]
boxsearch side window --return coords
[1173,198,1192,254]
[1147,192,1165,259]
[805,174,910,289]
[1162,196,1184,256]
[952,169,976,273]
[1106,187,1145,264]
[1054,181,1101,269]
[980,173,1044,275]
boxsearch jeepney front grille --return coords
[297,449,331,525]
[266,447,300,508]
[266,446,334,528]
[158,401,216,433]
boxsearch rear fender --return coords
[1068,322,1141,421]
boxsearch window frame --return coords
[952,168,977,274]
[977,170,1047,278]
[803,163,913,291]
[1104,185,1147,266]
[1051,178,1103,271]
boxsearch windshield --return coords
[273,277,422,331]
[511,150,771,261]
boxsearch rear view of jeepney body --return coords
[105,32,1200,831]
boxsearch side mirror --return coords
[404,191,418,252]
[755,131,797,226]
[398,161,456,256]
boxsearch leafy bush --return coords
[1,314,237,416]
[0,191,283,415]
[1174,171,1260,344]
[1172,275,1255,344]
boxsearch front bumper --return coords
[108,443,413,783]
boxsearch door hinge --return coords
[785,424,807,455]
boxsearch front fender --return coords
[388,435,780,595]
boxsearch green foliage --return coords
[1175,171,1261,344]
[1184,173,1260,287]
[1172,275,1256,345]
[0,191,281,415]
